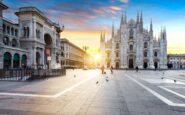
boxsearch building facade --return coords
[0,1,62,69]
[168,54,185,69]
[60,38,85,68]
[100,12,167,69]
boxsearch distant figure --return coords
[110,66,113,74]
[96,81,99,84]
[155,66,157,71]
[136,66,139,72]
[101,65,105,74]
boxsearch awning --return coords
[3,53,11,60]
[13,54,20,61]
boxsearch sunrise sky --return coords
[3,0,185,55]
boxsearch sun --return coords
[94,54,101,62]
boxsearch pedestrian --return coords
[110,65,113,74]
[136,66,139,72]
[101,65,104,74]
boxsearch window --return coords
[154,52,157,57]
[116,52,119,57]
[61,52,64,57]
[144,42,147,48]
[12,39,17,47]
[129,29,134,39]
[23,27,29,37]
[144,51,147,57]
[130,44,133,51]
[116,43,119,49]
[7,26,10,35]
[15,29,18,37]
[36,29,41,38]
[3,24,6,33]
[11,28,14,36]
[56,54,59,63]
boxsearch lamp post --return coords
[83,46,88,69]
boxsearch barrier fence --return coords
[0,68,66,81]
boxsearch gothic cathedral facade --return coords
[100,12,167,69]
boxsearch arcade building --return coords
[0,1,62,69]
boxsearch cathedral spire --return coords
[121,11,124,25]
[112,21,114,38]
[124,11,127,23]
[137,11,139,24]
[140,11,143,24]
[150,19,153,34]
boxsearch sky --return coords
[3,0,185,55]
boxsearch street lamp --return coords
[83,46,89,69]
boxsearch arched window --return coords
[11,28,14,36]
[144,42,147,48]
[12,39,17,47]
[129,29,134,39]
[3,24,6,33]
[7,26,10,34]
[154,52,157,57]
[144,51,147,57]
[15,29,18,37]
[116,43,119,49]
[130,44,133,51]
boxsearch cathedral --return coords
[100,12,167,69]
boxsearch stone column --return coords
[32,47,36,69]
[33,19,36,39]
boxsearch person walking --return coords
[136,66,139,72]
[101,65,104,74]
[110,65,113,74]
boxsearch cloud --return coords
[120,0,129,3]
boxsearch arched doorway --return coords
[3,52,12,69]
[154,62,158,69]
[13,53,20,68]
[143,62,148,69]
[21,54,27,68]
[44,34,52,69]
[129,59,134,69]
[115,62,119,69]
[36,52,40,65]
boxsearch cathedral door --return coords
[154,62,158,69]
[129,59,134,69]
[115,62,119,69]
[143,62,148,69]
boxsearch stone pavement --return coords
[0,69,185,114]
